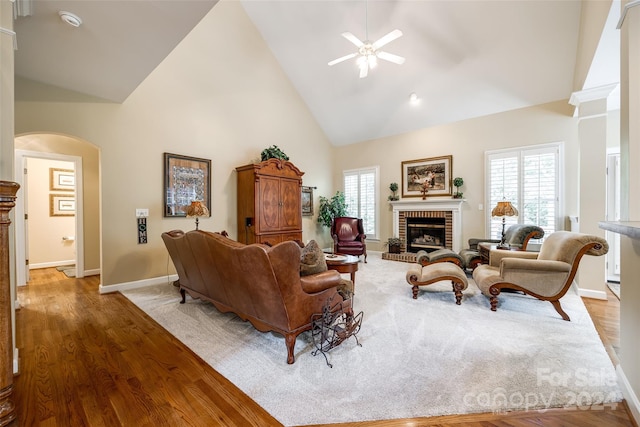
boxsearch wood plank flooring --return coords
[11,269,637,427]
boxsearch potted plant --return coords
[453,177,464,198]
[385,237,404,254]
[260,145,289,161]
[317,191,348,228]
[388,182,399,201]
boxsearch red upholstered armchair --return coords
[331,216,367,263]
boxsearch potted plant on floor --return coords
[385,237,404,254]
[317,191,348,228]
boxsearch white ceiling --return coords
[13,0,218,103]
[12,1,620,146]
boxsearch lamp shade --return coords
[186,201,209,218]
[491,201,518,217]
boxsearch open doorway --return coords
[13,133,101,287]
[14,151,84,285]
[606,150,621,297]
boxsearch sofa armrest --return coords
[489,249,538,267]
[300,270,342,294]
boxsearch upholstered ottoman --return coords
[459,248,483,271]
[416,248,464,267]
[406,262,469,304]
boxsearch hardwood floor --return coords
[11,269,637,426]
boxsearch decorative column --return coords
[569,84,616,299]
[0,181,19,426]
[615,1,640,422]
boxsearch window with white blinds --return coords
[486,143,562,240]
[343,166,379,240]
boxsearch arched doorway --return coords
[14,133,100,286]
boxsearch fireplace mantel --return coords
[390,199,465,252]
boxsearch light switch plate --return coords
[136,208,149,218]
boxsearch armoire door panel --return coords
[258,176,281,232]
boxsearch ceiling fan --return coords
[328,3,405,78]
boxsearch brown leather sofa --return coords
[161,229,352,364]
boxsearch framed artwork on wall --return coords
[301,186,314,216]
[164,153,211,217]
[50,168,75,192]
[50,193,75,216]
[401,155,453,198]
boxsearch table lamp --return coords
[186,200,209,230]
[491,201,518,246]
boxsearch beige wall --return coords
[15,2,335,287]
[26,158,75,266]
[332,100,580,252]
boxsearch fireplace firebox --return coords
[406,217,446,253]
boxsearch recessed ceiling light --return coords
[410,93,420,105]
[59,11,82,28]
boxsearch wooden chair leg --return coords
[489,295,499,311]
[452,281,464,305]
[412,285,419,299]
[551,300,571,321]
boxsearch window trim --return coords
[484,142,564,239]
[343,165,380,241]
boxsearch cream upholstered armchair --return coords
[472,231,608,320]
[458,224,544,271]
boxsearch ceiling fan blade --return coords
[377,51,406,65]
[359,63,369,78]
[372,29,403,50]
[328,52,358,66]
[342,32,364,48]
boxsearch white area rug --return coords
[122,253,622,426]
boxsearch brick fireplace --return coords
[384,199,464,262]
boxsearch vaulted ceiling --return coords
[12,1,619,146]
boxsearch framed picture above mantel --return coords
[401,155,453,198]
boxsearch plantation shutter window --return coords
[343,167,379,240]
[486,143,562,240]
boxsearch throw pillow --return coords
[300,240,327,276]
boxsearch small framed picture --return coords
[164,153,211,217]
[401,155,453,198]
[50,168,75,192]
[50,193,75,216]
[301,186,314,216]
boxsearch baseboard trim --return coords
[617,364,640,424]
[29,260,75,269]
[99,274,178,294]
[577,287,607,300]
[83,268,101,277]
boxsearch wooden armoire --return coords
[236,159,304,246]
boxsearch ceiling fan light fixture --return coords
[328,3,404,78]
[59,11,82,28]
